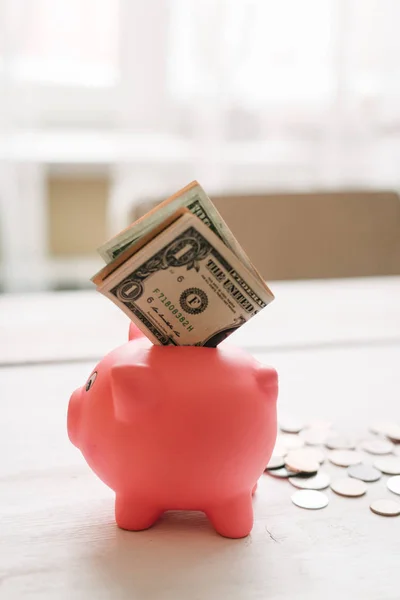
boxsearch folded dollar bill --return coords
[97,180,262,281]
[92,207,188,287]
[96,210,274,347]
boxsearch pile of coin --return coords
[265,418,400,516]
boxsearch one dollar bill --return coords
[96,211,274,346]
[97,180,261,280]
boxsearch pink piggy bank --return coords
[68,324,278,538]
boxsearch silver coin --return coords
[384,425,400,443]
[369,421,394,435]
[301,428,331,446]
[387,475,400,495]
[285,467,318,479]
[328,450,363,467]
[374,456,400,475]
[325,436,356,450]
[265,467,294,478]
[361,439,394,455]
[278,434,305,451]
[369,421,400,442]
[285,450,320,474]
[347,464,381,482]
[331,477,367,497]
[286,446,325,464]
[291,490,329,510]
[370,499,400,517]
[279,417,304,434]
[289,472,330,490]
[266,455,285,470]
[309,448,326,464]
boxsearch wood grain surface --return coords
[1,277,399,599]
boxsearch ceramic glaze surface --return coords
[68,324,278,538]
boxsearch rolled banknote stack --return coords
[93,181,274,346]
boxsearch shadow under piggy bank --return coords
[84,508,269,600]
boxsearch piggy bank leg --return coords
[115,495,162,531]
[207,493,253,539]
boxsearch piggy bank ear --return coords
[256,366,278,394]
[128,323,145,341]
[111,363,156,422]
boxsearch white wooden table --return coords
[1,277,400,600]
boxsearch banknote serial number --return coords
[150,289,194,332]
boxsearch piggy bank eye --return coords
[85,371,97,392]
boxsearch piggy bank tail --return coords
[128,323,146,342]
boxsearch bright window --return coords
[3,0,119,87]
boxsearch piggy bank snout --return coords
[68,388,82,448]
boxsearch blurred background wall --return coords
[0,0,399,292]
